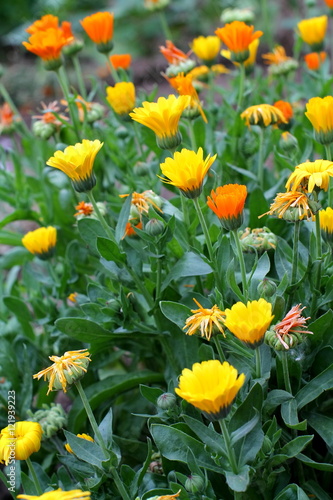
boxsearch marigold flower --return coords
[26,14,59,34]
[167,72,207,122]
[33,100,67,127]
[222,38,259,71]
[224,299,274,348]
[17,489,91,500]
[106,82,136,115]
[46,139,103,192]
[265,304,312,350]
[207,184,247,230]
[319,206,333,234]
[80,11,114,53]
[273,100,293,123]
[119,190,163,216]
[160,40,190,65]
[109,53,132,70]
[215,21,263,63]
[191,36,221,63]
[297,16,328,50]
[33,349,91,395]
[323,0,333,7]
[175,360,245,420]
[68,292,78,303]
[123,221,143,238]
[304,51,326,71]
[0,102,17,134]
[22,28,70,69]
[130,95,190,150]
[260,191,317,221]
[305,96,333,145]
[241,104,287,127]
[183,298,225,340]
[159,147,216,199]
[65,433,94,454]
[262,45,298,76]
[0,422,42,465]
[74,201,94,217]
[286,160,333,193]
[22,226,57,260]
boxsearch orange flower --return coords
[273,100,293,125]
[26,14,59,34]
[80,12,114,52]
[33,101,67,126]
[160,40,191,65]
[304,51,326,70]
[109,54,132,70]
[215,21,263,62]
[167,72,207,123]
[324,0,333,7]
[22,28,70,68]
[123,221,143,238]
[262,45,289,65]
[268,304,312,350]
[207,184,247,230]
[0,103,14,127]
[74,201,94,217]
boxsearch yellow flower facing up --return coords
[305,96,333,145]
[129,94,190,150]
[224,299,274,348]
[17,489,91,500]
[65,433,94,454]
[22,226,57,260]
[319,206,333,236]
[106,82,136,115]
[33,349,91,395]
[241,104,287,128]
[286,160,333,193]
[183,298,225,340]
[297,15,328,50]
[159,147,217,198]
[46,139,103,192]
[175,360,246,420]
[0,422,42,465]
[190,36,221,63]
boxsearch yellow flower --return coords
[155,492,181,500]
[183,298,225,340]
[167,72,207,122]
[190,36,221,63]
[224,299,274,348]
[17,489,91,500]
[106,82,136,115]
[241,104,287,127]
[0,422,42,465]
[297,15,328,50]
[129,94,190,150]
[68,292,78,303]
[159,147,217,198]
[260,190,317,221]
[319,207,333,233]
[286,160,333,193]
[175,360,246,420]
[22,226,57,260]
[33,349,91,395]
[46,139,103,192]
[65,433,94,454]
[305,96,333,145]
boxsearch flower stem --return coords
[26,457,43,495]
[236,63,246,112]
[310,207,322,317]
[106,55,120,83]
[159,11,172,41]
[72,54,87,99]
[255,346,262,379]
[55,67,81,140]
[324,144,333,207]
[280,351,292,394]
[218,419,239,474]
[286,220,300,311]
[257,127,265,189]
[110,466,131,500]
[231,229,248,301]
[86,190,114,240]
[193,197,214,263]
[187,120,197,150]
[214,336,226,362]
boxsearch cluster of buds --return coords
[220,8,255,24]
[239,227,277,252]
[148,451,163,474]
[27,403,67,439]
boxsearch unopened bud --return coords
[33,120,56,140]
[157,392,176,410]
[145,218,166,236]
[115,125,129,139]
[279,132,298,153]
[185,474,205,493]
[257,279,277,299]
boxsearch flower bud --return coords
[145,218,166,237]
[165,59,196,78]
[157,392,177,410]
[33,120,56,140]
[265,329,304,351]
[115,125,129,139]
[239,227,277,252]
[43,57,63,71]
[185,474,205,493]
[240,133,259,158]
[133,161,150,176]
[279,131,298,153]
[97,40,114,54]
[63,39,84,57]
[221,8,254,24]
[27,403,67,439]
[148,452,163,474]
[87,102,104,123]
[257,279,277,299]
[261,435,272,455]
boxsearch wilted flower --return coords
[74,201,93,217]
[265,304,312,350]
[22,226,57,260]
[241,104,287,127]
[175,360,246,420]
[106,82,136,115]
[215,21,263,63]
[0,422,42,465]
[123,221,143,238]
[191,36,221,64]
[262,45,298,76]
[183,298,225,340]
[305,96,333,145]
[304,51,326,70]
[80,11,114,53]
[160,40,195,77]
[109,53,132,70]
[65,433,94,454]
[120,190,163,217]
[260,190,318,221]
[286,160,333,193]
[17,489,91,500]
[239,227,277,252]
[207,184,247,230]
[167,72,207,122]
[297,16,328,50]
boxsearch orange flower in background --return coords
[74,201,94,217]
[273,100,293,125]
[26,14,59,34]
[0,103,14,127]
[22,28,70,68]
[167,72,207,123]
[262,45,289,65]
[80,11,114,52]
[207,184,247,230]
[33,101,67,126]
[109,54,132,70]
[304,51,326,70]
[123,221,143,238]
[215,21,263,62]
[323,0,333,7]
[160,40,191,65]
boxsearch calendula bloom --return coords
[0,102,17,134]
[17,489,91,500]
[167,72,207,122]
[305,96,333,145]
[120,190,163,217]
[130,95,190,150]
[207,184,247,230]
[265,305,312,350]
[222,38,259,72]
[22,28,71,69]
[273,100,293,124]
[68,292,78,303]
[22,226,57,260]
[191,36,221,64]
[262,45,298,76]
[0,422,42,465]
[183,298,225,340]
[241,104,287,127]
[286,160,333,193]
[26,14,59,34]
[323,0,333,7]
[297,16,328,50]
[33,349,91,394]
[260,190,318,221]
[304,51,326,71]
[319,207,333,237]
[160,40,195,77]
[215,21,263,63]
[65,433,94,454]
[46,139,103,192]
[175,360,245,420]
[33,101,67,127]
[109,53,132,70]
[80,11,114,53]
[106,82,136,115]
[159,147,216,198]
[74,201,94,217]
[224,299,274,348]
[123,221,143,238]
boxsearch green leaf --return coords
[116,193,132,242]
[55,317,115,343]
[225,465,250,493]
[226,259,245,301]
[307,310,333,346]
[263,389,293,414]
[0,209,41,229]
[297,453,333,472]
[140,385,164,405]
[63,431,105,470]
[268,435,313,467]
[281,399,307,430]
[249,188,269,228]
[295,364,333,409]
[0,230,24,246]
[3,295,32,322]
[182,415,226,456]
[78,218,108,252]
[305,480,333,500]
[306,412,333,448]
[162,251,212,290]
[230,411,260,445]
[98,408,113,448]
[97,236,126,263]
[159,301,191,330]
[274,483,309,500]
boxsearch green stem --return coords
[155,256,162,303]
[106,55,120,83]
[110,467,131,500]
[280,351,292,394]
[72,54,87,99]
[133,122,144,159]
[255,346,262,379]
[86,190,114,240]
[187,119,197,150]
[310,206,322,317]
[193,197,214,263]
[218,419,238,474]
[214,336,226,362]
[286,220,300,310]
[0,82,30,136]
[26,457,43,495]
[236,63,246,112]
[127,266,155,309]
[159,11,172,41]
[257,127,265,189]
[325,144,332,206]
[55,67,81,140]
[181,195,190,229]
[231,229,248,301]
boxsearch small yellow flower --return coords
[319,207,333,234]
[65,433,94,454]
[0,422,42,465]
[241,104,287,127]
[17,489,91,500]
[190,36,221,63]
[46,139,103,192]
[175,360,246,420]
[68,292,78,303]
[260,191,317,221]
[33,349,91,395]
[297,15,328,50]
[159,147,217,198]
[22,226,57,260]
[129,94,190,150]
[106,82,136,115]
[183,298,225,340]
[305,96,333,145]
[224,299,274,348]
[286,160,333,193]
